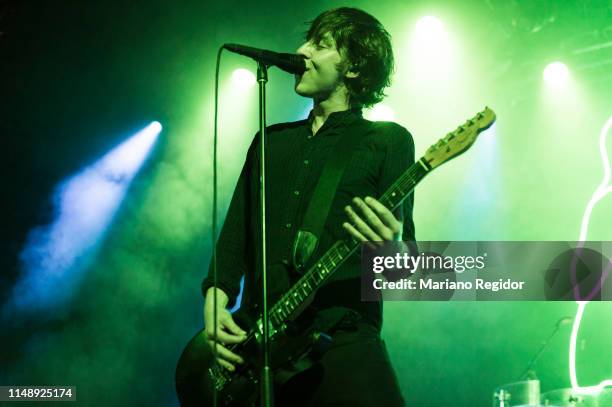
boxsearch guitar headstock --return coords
[423,107,496,170]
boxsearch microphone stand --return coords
[220,43,304,406]
[257,61,274,407]
[517,317,571,381]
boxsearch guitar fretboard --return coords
[264,157,431,329]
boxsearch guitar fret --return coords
[329,252,339,264]
[263,108,494,331]
[319,265,328,276]
[292,293,299,304]
[269,163,426,328]
[380,166,427,211]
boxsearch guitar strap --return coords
[291,117,374,271]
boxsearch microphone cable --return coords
[210,44,224,407]
[517,316,573,381]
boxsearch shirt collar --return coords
[306,106,363,134]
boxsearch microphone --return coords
[224,43,306,75]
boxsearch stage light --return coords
[543,62,569,86]
[410,15,453,78]
[445,121,499,238]
[4,121,162,315]
[416,16,445,38]
[218,68,258,171]
[150,120,163,132]
[365,104,395,121]
[231,68,256,89]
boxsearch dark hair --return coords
[305,7,394,108]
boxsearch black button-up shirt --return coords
[202,107,415,329]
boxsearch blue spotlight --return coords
[150,121,163,132]
[4,121,162,316]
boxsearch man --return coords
[202,7,415,406]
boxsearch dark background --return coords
[1,1,611,405]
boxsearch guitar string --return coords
[274,174,415,302]
[269,164,428,321]
[270,163,428,314]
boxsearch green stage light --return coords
[416,16,444,38]
[231,68,256,89]
[365,104,395,121]
[543,61,570,87]
[409,14,453,78]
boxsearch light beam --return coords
[4,121,162,316]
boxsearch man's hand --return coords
[204,287,247,371]
[342,196,402,244]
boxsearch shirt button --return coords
[293,190,300,196]
[285,223,292,229]
[303,159,309,165]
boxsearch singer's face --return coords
[294,33,348,101]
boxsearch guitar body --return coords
[175,309,321,406]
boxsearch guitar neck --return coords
[265,157,431,329]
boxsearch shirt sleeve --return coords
[201,135,259,307]
[377,122,416,242]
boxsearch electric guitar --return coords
[175,107,496,406]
